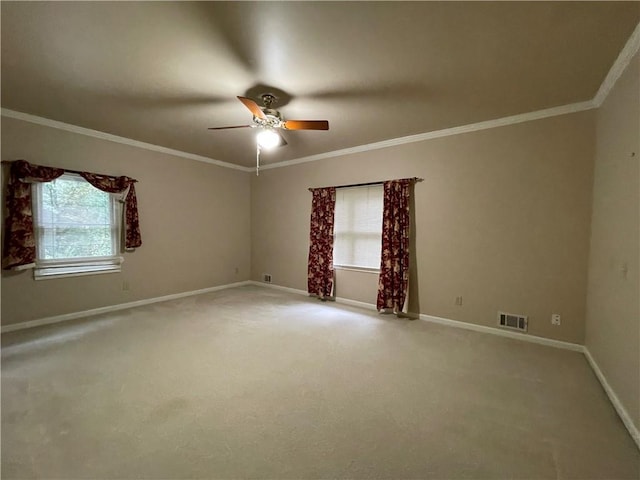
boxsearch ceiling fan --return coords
[208,94,329,150]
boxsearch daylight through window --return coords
[33,173,123,278]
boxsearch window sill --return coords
[34,256,124,280]
[334,265,380,274]
[34,264,122,280]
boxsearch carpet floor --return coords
[2,285,638,479]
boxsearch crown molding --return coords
[261,100,596,171]
[4,22,638,174]
[593,21,640,108]
[0,108,253,173]
[1,101,595,175]
[260,21,640,171]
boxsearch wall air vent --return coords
[498,311,528,332]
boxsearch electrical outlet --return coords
[455,296,463,306]
[263,273,272,283]
[122,281,130,291]
[551,314,561,326]
[235,267,239,274]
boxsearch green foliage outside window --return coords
[38,177,115,259]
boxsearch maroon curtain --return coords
[2,160,64,269]
[2,160,142,270]
[80,172,142,249]
[377,179,412,312]
[307,187,336,298]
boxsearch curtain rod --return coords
[2,160,138,183]
[308,177,423,192]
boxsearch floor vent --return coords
[498,311,528,332]
[262,273,272,283]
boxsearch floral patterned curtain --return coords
[3,160,65,269]
[2,160,142,270]
[377,178,412,313]
[307,187,336,298]
[80,172,142,249]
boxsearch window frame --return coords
[333,184,383,272]
[31,173,124,280]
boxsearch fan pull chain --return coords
[256,145,261,176]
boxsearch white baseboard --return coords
[253,277,634,449]
[247,280,379,311]
[1,280,252,333]
[247,280,307,296]
[249,281,584,351]
[584,347,640,449]
[5,279,637,451]
[420,313,585,352]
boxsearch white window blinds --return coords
[333,185,383,269]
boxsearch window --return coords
[32,173,123,279]
[333,185,383,270]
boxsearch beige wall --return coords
[252,111,595,344]
[585,52,640,430]
[1,118,251,325]
[3,109,597,345]
[2,69,635,434]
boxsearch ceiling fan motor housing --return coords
[262,109,282,119]
[258,94,283,126]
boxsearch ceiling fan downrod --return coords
[261,93,276,109]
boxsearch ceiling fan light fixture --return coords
[257,129,280,149]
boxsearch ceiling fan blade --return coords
[283,120,329,131]
[237,96,266,120]
[207,125,252,130]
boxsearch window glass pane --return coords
[333,185,383,268]
[35,175,116,260]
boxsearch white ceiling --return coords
[2,2,639,168]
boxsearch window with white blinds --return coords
[333,185,383,269]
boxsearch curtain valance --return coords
[2,160,142,270]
